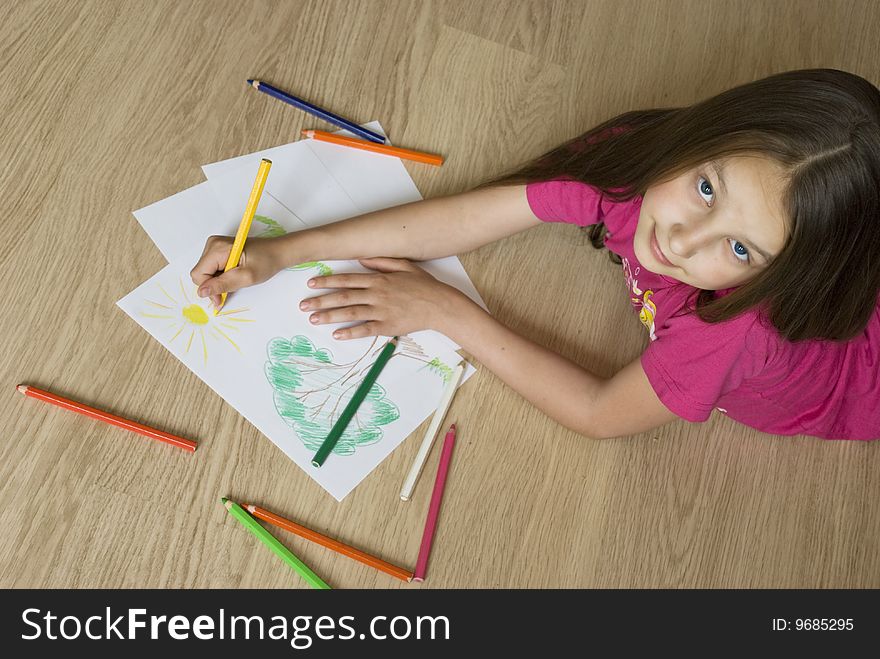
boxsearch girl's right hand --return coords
[190,235,285,308]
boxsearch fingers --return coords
[308,272,377,290]
[299,285,391,339]
[306,259,419,290]
[190,236,233,287]
[331,322,384,341]
[357,257,416,273]
[196,267,255,307]
[300,289,369,312]
[306,304,375,327]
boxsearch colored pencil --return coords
[221,498,330,589]
[244,503,413,582]
[16,384,197,452]
[400,362,464,501]
[215,157,271,314]
[246,79,385,144]
[413,424,457,582]
[302,129,444,167]
[312,337,399,467]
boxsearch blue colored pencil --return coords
[247,79,386,144]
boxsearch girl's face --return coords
[635,154,789,289]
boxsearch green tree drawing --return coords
[254,215,333,276]
[265,335,454,457]
[255,216,457,458]
[265,336,398,455]
[253,215,287,238]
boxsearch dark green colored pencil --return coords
[312,337,399,467]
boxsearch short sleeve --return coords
[640,309,772,422]
[526,180,608,227]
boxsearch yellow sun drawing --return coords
[141,277,254,364]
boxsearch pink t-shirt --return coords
[527,180,880,440]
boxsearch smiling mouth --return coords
[651,229,673,267]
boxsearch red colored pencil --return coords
[16,384,197,452]
[412,423,457,582]
[243,503,413,583]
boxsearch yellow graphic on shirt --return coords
[638,290,657,341]
[622,257,658,341]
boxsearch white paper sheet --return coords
[134,163,467,358]
[122,121,487,499]
[118,259,473,501]
[200,122,488,332]
[201,122,423,214]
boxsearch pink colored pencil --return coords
[412,423,457,582]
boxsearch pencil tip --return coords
[16,384,27,395]
[220,497,228,504]
[450,423,456,431]
[246,78,253,85]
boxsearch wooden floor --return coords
[1,0,878,589]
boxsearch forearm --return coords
[439,296,606,438]
[274,185,540,266]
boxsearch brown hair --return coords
[486,69,880,341]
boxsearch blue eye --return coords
[697,176,714,205]
[728,239,750,263]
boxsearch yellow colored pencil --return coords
[215,158,272,314]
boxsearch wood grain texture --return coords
[0,0,878,588]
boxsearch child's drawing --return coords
[265,335,453,457]
[291,261,333,276]
[121,139,480,500]
[254,214,287,238]
[255,214,333,276]
[140,277,254,364]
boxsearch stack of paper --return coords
[117,122,483,500]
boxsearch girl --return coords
[192,69,880,441]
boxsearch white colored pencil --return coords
[400,361,465,501]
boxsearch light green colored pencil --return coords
[221,497,330,589]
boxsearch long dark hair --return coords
[487,69,880,341]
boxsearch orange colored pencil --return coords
[16,384,197,452]
[302,129,444,166]
[243,503,413,582]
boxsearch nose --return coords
[668,220,716,259]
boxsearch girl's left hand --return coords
[299,257,463,340]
